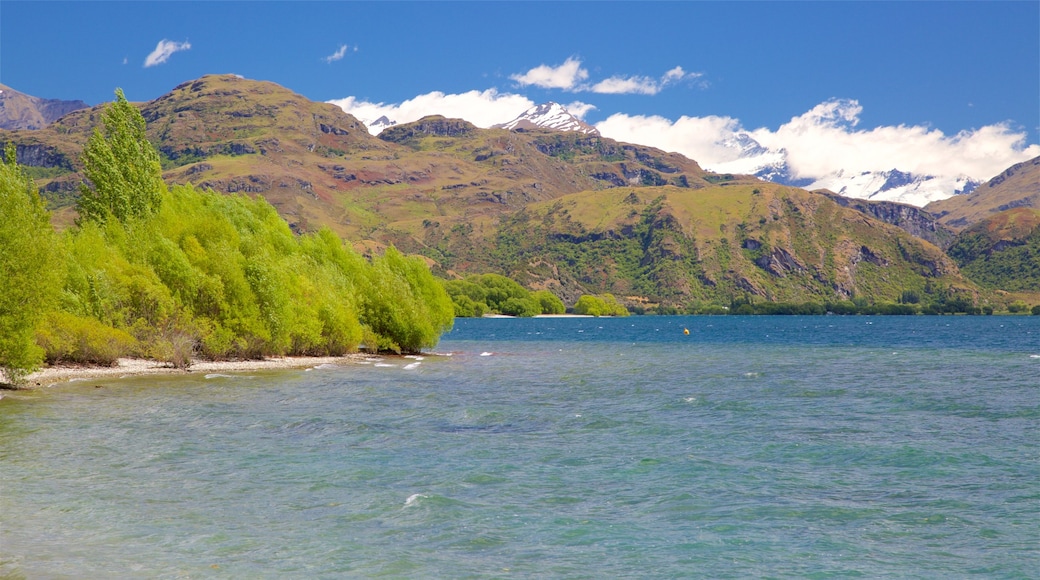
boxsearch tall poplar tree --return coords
[77,88,165,225]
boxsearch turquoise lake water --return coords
[2,316,1038,578]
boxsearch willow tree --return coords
[0,145,63,383]
[77,88,165,225]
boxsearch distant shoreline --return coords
[481,314,594,318]
[12,354,377,390]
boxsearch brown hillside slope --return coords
[0,84,89,130]
[925,156,1039,230]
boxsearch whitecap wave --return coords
[374,363,396,368]
[404,493,428,507]
[480,352,493,357]
[403,362,421,370]
[204,373,238,379]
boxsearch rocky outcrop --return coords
[378,116,476,143]
[1,142,75,170]
[821,192,955,248]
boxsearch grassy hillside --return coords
[945,208,1040,294]
[407,183,976,309]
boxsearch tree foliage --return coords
[442,273,565,317]
[77,88,166,226]
[573,293,629,317]
[0,145,63,383]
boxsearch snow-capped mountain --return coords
[701,132,979,207]
[366,115,397,134]
[493,102,599,135]
[806,170,979,206]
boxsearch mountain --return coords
[818,192,956,249]
[807,169,979,207]
[425,183,974,307]
[0,75,1003,308]
[702,131,980,207]
[367,115,397,134]
[493,102,600,135]
[945,208,1040,293]
[0,84,89,130]
[925,156,1040,229]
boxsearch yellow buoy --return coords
[683,328,690,335]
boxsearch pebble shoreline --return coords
[13,355,374,389]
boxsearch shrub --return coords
[1008,301,1029,313]
[36,311,137,366]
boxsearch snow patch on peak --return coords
[365,115,397,135]
[697,129,980,206]
[808,170,980,206]
[494,102,600,135]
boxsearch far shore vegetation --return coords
[2,90,1038,386]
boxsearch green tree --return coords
[573,293,629,317]
[533,289,566,315]
[0,145,63,383]
[78,88,166,226]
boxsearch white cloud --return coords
[510,57,588,90]
[596,113,747,164]
[595,98,1040,183]
[662,66,688,83]
[511,59,702,95]
[591,66,703,95]
[564,101,597,120]
[591,76,660,95]
[324,44,349,64]
[143,39,191,68]
[329,89,548,133]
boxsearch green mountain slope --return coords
[408,183,974,308]
[945,208,1040,292]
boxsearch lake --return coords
[2,316,1038,578]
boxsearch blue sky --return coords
[2,1,1038,184]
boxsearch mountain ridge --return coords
[0,84,90,130]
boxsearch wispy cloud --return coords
[510,57,588,90]
[595,99,1040,182]
[143,39,191,68]
[511,58,701,95]
[324,44,355,64]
